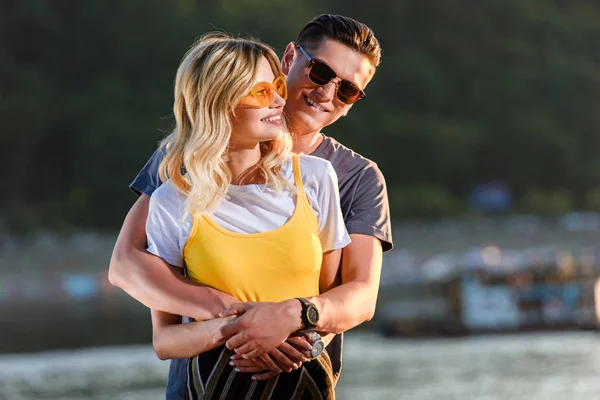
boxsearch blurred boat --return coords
[376,251,600,337]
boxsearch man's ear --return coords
[281,42,296,76]
[343,104,354,116]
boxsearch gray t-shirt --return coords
[131,135,392,249]
[130,134,393,395]
[310,135,392,251]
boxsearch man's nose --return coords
[315,81,337,102]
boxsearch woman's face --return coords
[230,57,286,150]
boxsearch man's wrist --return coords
[280,299,304,332]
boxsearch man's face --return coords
[281,38,375,136]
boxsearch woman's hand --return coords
[229,335,313,380]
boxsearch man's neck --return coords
[292,132,325,155]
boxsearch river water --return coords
[1,331,599,400]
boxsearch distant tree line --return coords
[2,0,600,233]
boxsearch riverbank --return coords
[2,332,600,400]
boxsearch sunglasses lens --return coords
[337,83,362,105]
[255,83,275,107]
[309,61,336,85]
[274,76,287,100]
[307,59,363,105]
[239,77,288,108]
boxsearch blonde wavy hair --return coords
[159,32,293,215]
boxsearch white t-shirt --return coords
[146,155,351,268]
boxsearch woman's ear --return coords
[281,42,296,76]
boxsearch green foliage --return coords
[584,186,600,212]
[2,0,600,228]
[391,185,464,219]
[519,188,573,215]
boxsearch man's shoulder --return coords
[297,153,334,175]
[315,135,381,179]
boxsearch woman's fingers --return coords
[267,348,296,372]
[277,342,307,364]
[229,356,269,373]
[258,354,281,372]
[287,336,313,353]
[241,348,262,360]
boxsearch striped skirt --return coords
[185,345,336,399]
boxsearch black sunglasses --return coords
[297,45,366,105]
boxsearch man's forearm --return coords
[306,234,383,334]
[308,281,377,334]
[109,244,237,320]
[108,194,237,320]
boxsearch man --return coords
[109,14,392,399]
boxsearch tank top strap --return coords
[292,154,309,202]
[292,154,319,227]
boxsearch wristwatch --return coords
[304,331,325,359]
[296,297,319,329]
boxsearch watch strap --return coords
[296,297,318,329]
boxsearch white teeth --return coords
[305,96,327,112]
[263,115,281,122]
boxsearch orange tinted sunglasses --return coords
[239,75,287,108]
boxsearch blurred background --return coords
[2,0,600,399]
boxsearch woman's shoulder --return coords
[150,179,187,209]
[297,154,335,178]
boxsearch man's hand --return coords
[217,300,302,359]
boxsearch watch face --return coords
[307,306,319,325]
[311,339,325,358]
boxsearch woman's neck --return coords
[226,145,262,185]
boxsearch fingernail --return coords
[251,375,257,380]
[307,344,313,350]
[230,355,235,360]
[229,361,234,366]
[235,368,240,372]
[293,364,298,370]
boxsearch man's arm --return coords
[307,160,389,332]
[108,194,237,320]
[307,233,382,333]
[221,235,382,358]
[220,162,391,357]
[111,193,311,374]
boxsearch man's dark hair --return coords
[295,14,382,67]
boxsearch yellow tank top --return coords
[182,155,322,302]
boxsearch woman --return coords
[146,33,349,399]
